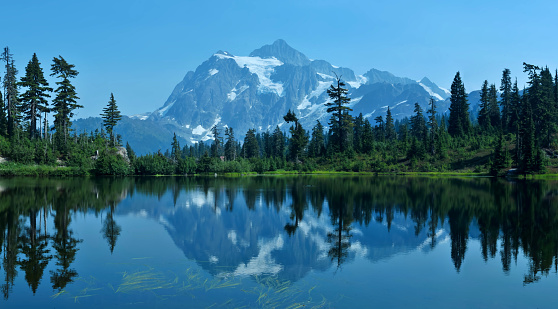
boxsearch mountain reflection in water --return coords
[0,176,557,302]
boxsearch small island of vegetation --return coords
[1,47,557,177]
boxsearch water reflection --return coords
[0,176,557,301]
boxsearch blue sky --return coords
[3,0,558,118]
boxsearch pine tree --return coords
[283,110,308,162]
[448,72,470,137]
[500,69,512,133]
[0,90,6,136]
[101,93,122,146]
[19,53,52,139]
[385,107,396,141]
[272,126,285,158]
[538,67,556,147]
[488,84,501,130]
[243,129,259,158]
[309,120,325,157]
[374,116,384,142]
[2,47,21,138]
[224,127,237,161]
[410,103,426,141]
[51,56,81,148]
[508,79,521,136]
[171,133,181,162]
[478,80,491,131]
[326,76,352,153]
[426,97,438,156]
[352,113,364,152]
[210,125,222,158]
[361,119,374,154]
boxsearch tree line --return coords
[1,45,556,176]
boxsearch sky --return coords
[2,0,558,119]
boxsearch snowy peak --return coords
[250,39,310,66]
[417,77,450,100]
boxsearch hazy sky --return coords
[3,0,557,118]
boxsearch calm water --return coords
[0,176,557,308]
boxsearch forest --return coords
[1,46,557,176]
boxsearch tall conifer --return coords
[19,53,52,139]
[448,72,470,137]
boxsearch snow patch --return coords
[192,125,205,135]
[157,100,175,116]
[347,75,368,89]
[418,83,444,101]
[215,53,284,96]
[209,68,219,76]
[297,96,312,110]
[232,236,284,276]
[309,81,331,99]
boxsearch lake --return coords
[0,176,557,308]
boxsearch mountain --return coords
[75,40,460,154]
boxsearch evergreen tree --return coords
[426,97,438,156]
[125,142,136,162]
[352,113,364,152]
[374,116,384,142]
[171,133,181,162]
[326,76,352,153]
[2,47,21,138]
[224,127,237,161]
[51,56,81,149]
[500,69,512,133]
[385,107,396,141]
[309,120,325,157]
[210,125,222,158]
[478,80,491,131]
[518,88,536,173]
[490,132,507,175]
[410,103,426,141]
[272,126,285,158]
[0,91,6,136]
[243,129,259,158]
[508,79,521,136]
[283,110,308,162]
[361,119,373,153]
[538,67,556,147]
[488,84,501,130]
[448,72,470,137]
[100,93,122,146]
[19,53,52,139]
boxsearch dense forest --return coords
[1,46,557,176]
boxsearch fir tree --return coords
[171,133,181,162]
[100,93,122,146]
[385,107,396,141]
[374,116,384,142]
[0,90,6,136]
[210,125,222,158]
[19,53,52,139]
[283,110,308,162]
[326,76,352,153]
[361,119,373,154]
[478,80,490,131]
[500,69,512,133]
[51,56,81,148]
[243,129,259,158]
[272,126,285,158]
[426,97,438,156]
[448,72,470,137]
[488,84,501,130]
[224,127,237,161]
[2,47,21,138]
[309,120,325,157]
[410,103,426,141]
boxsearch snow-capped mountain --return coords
[146,39,450,144]
[75,39,453,154]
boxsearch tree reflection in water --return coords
[0,176,558,300]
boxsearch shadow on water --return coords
[0,176,558,301]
